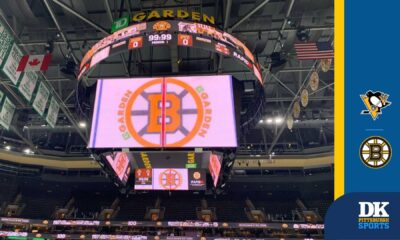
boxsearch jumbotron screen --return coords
[89,75,237,148]
[134,168,206,191]
[209,153,222,187]
[103,152,131,184]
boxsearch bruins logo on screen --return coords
[359,136,392,169]
[153,21,171,31]
[119,78,212,147]
[360,91,391,120]
[159,169,182,190]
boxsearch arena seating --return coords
[0,174,332,224]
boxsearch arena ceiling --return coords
[0,0,333,157]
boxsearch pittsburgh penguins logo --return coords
[359,136,392,169]
[360,91,391,120]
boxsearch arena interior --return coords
[0,0,333,239]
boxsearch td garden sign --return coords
[112,9,215,33]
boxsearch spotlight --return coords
[23,148,33,155]
[78,121,87,128]
[266,118,273,124]
[274,117,283,124]
[5,146,11,151]
[259,119,264,123]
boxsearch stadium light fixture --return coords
[23,148,33,155]
[274,117,283,124]
[5,145,11,150]
[266,118,273,124]
[79,121,87,128]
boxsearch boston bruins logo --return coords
[159,169,183,190]
[359,136,392,169]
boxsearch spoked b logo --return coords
[358,202,390,230]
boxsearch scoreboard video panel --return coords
[89,75,237,148]
[103,152,131,185]
[134,168,206,191]
[209,153,222,187]
[78,20,263,84]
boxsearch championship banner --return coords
[0,97,16,130]
[17,71,39,102]
[0,90,4,103]
[32,81,50,116]
[45,96,60,128]
[0,17,60,131]
[1,43,23,85]
[0,20,14,66]
[89,75,237,148]
[323,1,400,239]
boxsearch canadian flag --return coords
[17,54,52,72]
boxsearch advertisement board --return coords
[105,152,131,184]
[208,153,222,187]
[134,168,152,190]
[134,168,206,191]
[90,46,110,68]
[188,169,206,190]
[89,75,237,148]
[131,151,210,169]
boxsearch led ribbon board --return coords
[89,75,237,148]
[78,20,263,84]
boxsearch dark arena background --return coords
[0,0,333,239]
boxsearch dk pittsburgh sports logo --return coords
[118,78,212,147]
[359,136,392,169]
[360,91,391,120]
[358,202,390,230]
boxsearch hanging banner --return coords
[0,20,14,66]
[32,81,50,116]
[1,43,23,85]
[46,96,60,128]
[0,90,4,103]
[0,97,16,130]
[18,71,39,102]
